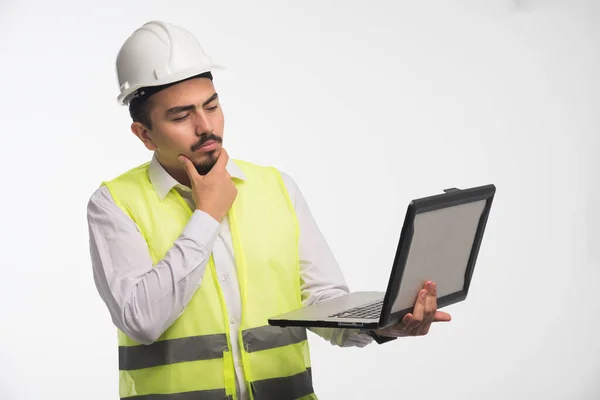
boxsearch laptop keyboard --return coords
[329,299,383,319]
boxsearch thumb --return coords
[433,311,452,322]
[178,155,201,180]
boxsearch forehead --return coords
[150,77,217,109]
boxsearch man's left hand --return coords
[375,281,451,338]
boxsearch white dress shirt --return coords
[87,154,374,400]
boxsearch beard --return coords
[194,152,218,175]
[191,132,222,175]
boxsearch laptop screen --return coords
[390,199,488,314]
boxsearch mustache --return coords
[191,133,222,152]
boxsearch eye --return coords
[206,105,219,112]
[173,114,189,121]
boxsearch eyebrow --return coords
[164,93,219,117]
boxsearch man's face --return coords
[132,77,225,176]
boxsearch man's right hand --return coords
[179,148,238,223]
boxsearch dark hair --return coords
[127,71,213,130]
[129,96,154,129]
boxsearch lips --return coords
[194,140,219,153]
[199,140,215,148]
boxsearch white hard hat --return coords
[115,21,222,105]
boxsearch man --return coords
[87,20,451,400]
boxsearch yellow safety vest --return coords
[102,159,317,400]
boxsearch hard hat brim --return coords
[117,63,227,106]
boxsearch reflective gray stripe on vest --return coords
[121,389,232,400]
[251,368,313,400]
[242,325,307,353]
[119,333,228,371]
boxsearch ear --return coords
[131,122,158,151]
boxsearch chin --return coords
[197,149,218,160]
[193,156,219,175]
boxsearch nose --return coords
[194,109,213,135]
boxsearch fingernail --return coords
[178,156,184,163]
[420,290,427,300]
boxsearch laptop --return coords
[268,184,496,331]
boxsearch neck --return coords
[155,155,192,188]
[166,166,192,188]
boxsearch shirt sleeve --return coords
[87,185,220,345]
[278,171,375,348]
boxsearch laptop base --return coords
[268,291,387,330]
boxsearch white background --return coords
[1,0,599,399]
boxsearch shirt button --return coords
[221,273,229,282]
[230,317,236,324]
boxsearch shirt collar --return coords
[148,152,246,201]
